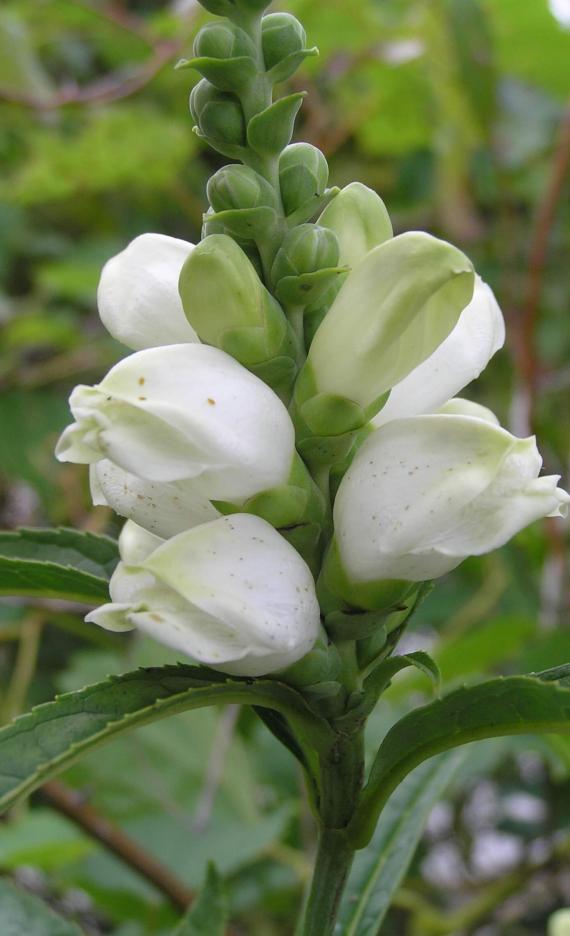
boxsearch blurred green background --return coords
[0,1,569,933]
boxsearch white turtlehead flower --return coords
[334,414,570,583]
[306,232,475,412]
[98,233,198,350]
[56,344,296,502]
[374,277,505,426]
[437,397,500,424]
[549,910,570,936]
[87,516,320,677]
[90,460,219,539]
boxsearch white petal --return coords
[308,232,474,409]
[118,520,164,565]
[85,603,135,632]
[90,460,219,538]
[317,181,392,267]
[142,514,320,676]
[334,414,518,581]
[437,397,500,424]
[374,277,505,425]
[57,344,296,500]
[98,233,199,350]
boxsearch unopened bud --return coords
[207,164,277,213]
[272,225,339,282]
[262,13,307,71]
[279,143,329,216]
[190,79,245,146]
[193,21,254,61]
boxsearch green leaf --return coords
[350,675,570,847]
[0,878,82,936]
[0,527,119,603]
[364,651,441,700]
[0,664,331,815]
[172,864,226,936]
[337,751,466,935]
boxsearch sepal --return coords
[318,539,417,613]
[182,55,257,92]
[247,92,306,157]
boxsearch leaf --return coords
[0,664,331,815]
[0,878,82,936]
[0,527,119,604]
[336,751,466,935]
[364,651,441,700]
[172,864,226,936]
[351,675,570,847]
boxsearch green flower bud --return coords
[179,234,298,392]
[190,79,245,146]
[271,225,346,308]
[318,182,393,267]
[193,21,254,61]
[272,224,340,282]
[262,13,307,71]
[279,143,329,216]
[207,165,277,213]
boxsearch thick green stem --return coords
[302,828,354,936]
[301,728,364,934]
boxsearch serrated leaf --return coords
[0,664,330,815]
[336,751,466,935]
[0,878,82,936]
[0,527,118,603]
[172,864,226,936]
[351,675,570,847]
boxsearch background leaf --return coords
[0,878,83,936]
[172,864,226,936]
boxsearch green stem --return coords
[301,728,365,934]
[302,828,354,936]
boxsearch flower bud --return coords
[190,79,245,146]
[272,225,340,282]
[55,343,296,503]
[279,143,329,216]
[334,414,570,587]
[207,164,277,213]
[90,460,219,540]
[318,182,392,267]
[179,234,297,385]
[97,234,198,351]
[86,514,320,677]
[193,21,254,61]
[373,277,505,427]
[550,910,570,936]
[262,13,307,71]
[271,225,344,308]
[303,232,475,420]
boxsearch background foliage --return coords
[0,0,569,933]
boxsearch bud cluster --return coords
[56,0,569,702]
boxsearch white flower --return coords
[87,515,321,677]
[56,344,296,502]
[90,460,219,539]
[549,910,570,936]
[98,233,198,350]
[305,231,475,412]
[374,277,505,426]
[334,413,570,583]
